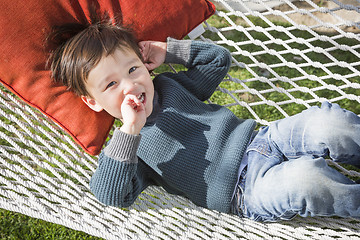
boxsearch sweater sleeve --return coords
[163,38,232,101]
[89,129,149,207]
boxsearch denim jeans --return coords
[242,101,360,222]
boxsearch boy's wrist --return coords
[104,128,141,162]
[120,124,141,136]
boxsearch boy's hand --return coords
[139,41,167,71]
[120,94,146,135]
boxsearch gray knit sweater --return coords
[90,38,256,213]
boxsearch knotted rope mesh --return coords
[1,0,360,239]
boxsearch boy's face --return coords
[81,48,154,121]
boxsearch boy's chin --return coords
[146,108,153,118]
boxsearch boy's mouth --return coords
[137,93,145,104]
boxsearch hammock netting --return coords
[1,0,360,239]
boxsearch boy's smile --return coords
[81,47,154,121]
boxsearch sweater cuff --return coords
[103,129,141,163]
[164,37,192,66]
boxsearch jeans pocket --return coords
[247,140,272,157]
[246,126,284,160]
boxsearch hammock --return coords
[1,0,360,239]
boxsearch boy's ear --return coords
[81,96,104,112]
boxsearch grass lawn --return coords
[0,209,103,240]
[1,10,360,239]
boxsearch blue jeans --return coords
[242,102,360,222]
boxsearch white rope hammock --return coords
[1,0,360,239]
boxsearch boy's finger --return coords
[138,41,147,50]
[125,95,146,111]
[126,94,140,104]
[144,63,154,71]
[138,42,149,60]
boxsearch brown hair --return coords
[48,14,142,96]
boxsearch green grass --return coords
[1,12,360,239]
[203,14,360,121]
[0,209,103,240]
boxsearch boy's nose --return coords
[122,80,138,95]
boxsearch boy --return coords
[49,19,360,222]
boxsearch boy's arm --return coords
[164,38,232,101]
[89,129,149,207]
[139,38,232,101]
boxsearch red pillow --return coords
[0,0,215,155]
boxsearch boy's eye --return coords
[129,66,137,74]
[106,81,116,90]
